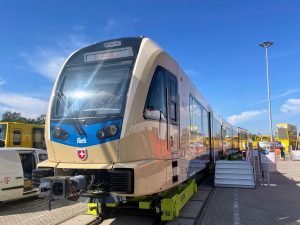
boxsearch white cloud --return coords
[104,18,118,32]
[22,18,138,81]
[21,51,66,80]
[21,34,89,80]
[73,24,85,32]
[250,88,300,105]
[280,98,300,114]
[0,92,48,118]
[0,78,5,86]
[185,69,200,78]
[227,110,267,125]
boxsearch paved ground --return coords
[0,197,86,225]
[2,161,299,225]
[199,161,300,225]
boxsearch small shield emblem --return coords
[77,149,87,160]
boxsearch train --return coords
[36,37,248,209]
[0,122,45,149]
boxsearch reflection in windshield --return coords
[53,60,132,119]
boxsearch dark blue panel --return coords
[50,119,123,147]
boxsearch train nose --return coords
[49,119,123,164]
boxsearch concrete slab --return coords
[179,200,203,218]
[191,190,210,201]
[101,215,155,225]
[198,161,300,225]
[167,218,195,225]
[60,214,97,225]
[0,198,86,225]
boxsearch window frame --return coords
[167,73,179,125]
[32,127,45,149]
[143,67,167,121]
[13,129,22,145]
[143,66,179,124]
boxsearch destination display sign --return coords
[84,47,133,62]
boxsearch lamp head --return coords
[259,41,273,48]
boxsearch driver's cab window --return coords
[144,69,166,120]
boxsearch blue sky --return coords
[0,0,300,134]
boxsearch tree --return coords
[1,111,23,122]
[36,114,46,124]
[1,111,46,124]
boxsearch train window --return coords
[278,127,287,139]
[193,101,202,135]
[144,69,166,120]
[53,60,133,119]
[169,77,178,123]
[189,96,203,135]
[0,124,7,147]
[33,128,45,149]
[39,153,48,162]
[203,108,210,152]
[13,130,21,145]
[170,80,177,103]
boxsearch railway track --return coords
[0,173,212,225]
[79,173,213,225]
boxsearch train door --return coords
[166,71,179,182]
[144,68,168,159]
[144,67,179,183]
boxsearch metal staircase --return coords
[214,160,255,188]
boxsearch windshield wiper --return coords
[56,90,86,137]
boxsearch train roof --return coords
[66,36,245,131]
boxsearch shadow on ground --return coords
[200,161,300,225]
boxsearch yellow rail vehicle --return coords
[260,135,271,142]
[0,122,45,149]
[276,123,297,151]
[251,134,260,149]
[238,128,248,151]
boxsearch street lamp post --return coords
[260,41,274,186]
[259,41,274,144]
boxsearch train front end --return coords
[37,38,144,201]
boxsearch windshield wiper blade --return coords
[56,90,86,137]
[70,109,86,137]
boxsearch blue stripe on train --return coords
[50,119,123,147]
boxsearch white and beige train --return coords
[36,37,248,202]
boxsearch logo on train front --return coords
[77,149,87,160]
[77,137,86,144]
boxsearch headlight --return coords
[52,126,69,140]
[96,124,119,140]
[108,124,118,136]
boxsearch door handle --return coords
[15,176,23,179]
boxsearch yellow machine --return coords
[238,128,248,151]
[251,134,260,149]
[276,123,297,152]
[0,122,45,149]
[260,135,271,142]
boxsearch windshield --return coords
[52,60,133,119]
